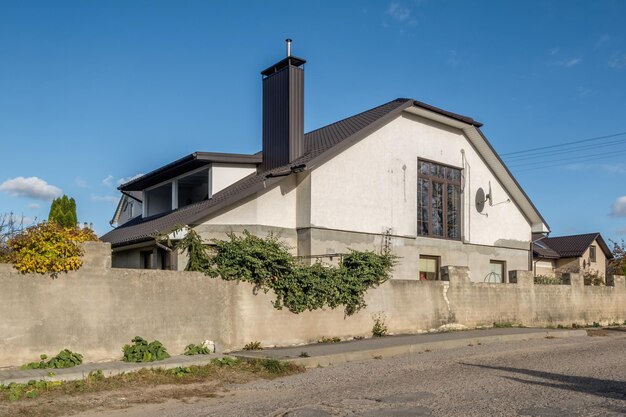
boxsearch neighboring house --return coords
[110,191,143,228]
[101,41,549,282]
[532,232,613,278]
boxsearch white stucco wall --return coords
[309,113,531,247]
[204,174,298,229]
[211,163,257,195]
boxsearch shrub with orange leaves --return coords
[7,222,98,276]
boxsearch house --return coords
[101,40,549,282]
[110,191,143,228]
[532,232,613,279]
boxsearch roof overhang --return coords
[119,152,262,191]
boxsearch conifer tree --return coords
[48,195,78,228]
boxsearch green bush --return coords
[21,349,83,370]
[122,336,170,362]
[175,230,396,316]
[183,343,211,356]
[534,275,562,285]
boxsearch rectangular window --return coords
[417,160,462,240]
[589,245,596,263]
[489,260,506,283]
[419,255,440,281]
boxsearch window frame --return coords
[489,260,507,283]
[417,158,462,240]
[419,255,441,281]
[589,245,596,263]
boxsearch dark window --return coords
[418,160,462,239]
[589,245,596,263]
[419,255,440,281]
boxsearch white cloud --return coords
[101,175,114,189]
[551,57,582,68]
[616,227,626,236]
[0,177,62,201]
[27,203,40,210]
[117,173,145,186]
[610,196,626,217]
[608,52,626,69]
[563,58,581,68]
[91,194,119,204]
[384,2,418,28]
[74,177,89,188]
[549,47,560,56]
[387,2,411,21]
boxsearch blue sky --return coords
[1,0,625,241]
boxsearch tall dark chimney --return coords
[260,39,305,171]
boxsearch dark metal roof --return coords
[533,233,613,259]
[412,99,483,127]
[532,237,560,259]
[119,152,263,191]
[101,98,495,247]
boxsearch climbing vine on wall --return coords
[172,229,396,316]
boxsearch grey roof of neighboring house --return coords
[533,233,613,259]
[100,98,484,247]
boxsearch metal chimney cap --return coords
[286,38,292,57]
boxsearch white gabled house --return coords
[101,41,549,282]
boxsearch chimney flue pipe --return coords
[286,38,292,57]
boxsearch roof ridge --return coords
[303,98,410,138]
[545,232,599,240]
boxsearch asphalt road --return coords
[78,331,626,417]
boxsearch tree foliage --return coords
[608,239,626,276]
[48,195,78,228]
[6,222,98,275]
[175,230,396,316]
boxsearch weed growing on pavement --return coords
[318,336,341,343]
[299,352,310,357]
[184,343,211,355]
[372,314,388,337]
[0,360,302,404]
[21,350,83,370]
[243,341,263,350]
[122,336,170,362]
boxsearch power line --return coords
[507,146,626,168]
[500,131,626,157]
[502,137,626,161]
[510,151,626,172]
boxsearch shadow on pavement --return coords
[460,363,626,403]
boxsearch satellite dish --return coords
[476,188,486,213]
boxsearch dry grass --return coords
[0,359,303,417]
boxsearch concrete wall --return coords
[1,243,624,368]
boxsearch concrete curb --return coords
[0,354,228,386]
[233,330,588,368]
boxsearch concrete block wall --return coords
[0,243,624,368]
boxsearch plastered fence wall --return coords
[0,243,624,368]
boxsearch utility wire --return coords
[508,148,626,169]
[512,152,626,173]
[507,145,626,168]
[502,137,626,161]
[500,131,626,157]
